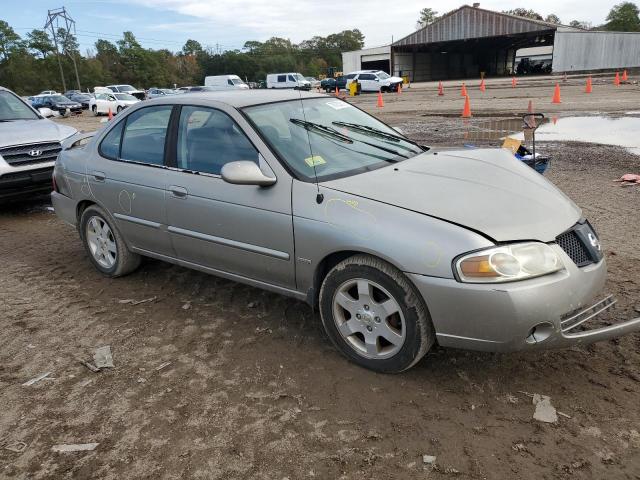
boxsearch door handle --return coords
[91,170,106,182]
[169,185,188,199]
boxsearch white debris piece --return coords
[423,454,437,465]
[22,372,52,386]
[532,394,558,423]
[93,346,114,369]
[52,443,99,452]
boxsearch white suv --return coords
[346,70,404,92]
[0,87,77,202]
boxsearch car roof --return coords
[145,89,327,108]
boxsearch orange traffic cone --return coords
[552,115,558,125]
[461,95,471,118]
[614,72,620,86]
[512,77,517,88]
[479,78,486,92]
[397,83,402,94]
[377,91,384,108]
[552,83,561,103]
[335,86,339,97]
[108,107,113,120]
[527,100,534,113]
[585,76,593,93]
[438,81,444,96]
[460,82,467,97]
[622,70,628,82]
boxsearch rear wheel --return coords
[319,254,435,373]
[92,105,98,116]
[79,205,141,277]
[116,106,123,114]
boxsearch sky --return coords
[2,0,623,53]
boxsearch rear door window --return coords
[277,75,286,82]
[120,106,172,165]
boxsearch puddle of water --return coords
[463,116,640,155]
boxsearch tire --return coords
[79,205,141,277]
[319,254,435,373]
[116,106,123,114]
[92,105,98,116]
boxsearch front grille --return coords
[556,229,592,267]
[0,142,62,167]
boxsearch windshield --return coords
[377,72,391,79]
[50,95,71,103]
[116,85,136,92]
[294,74,306,81]
[114,93,137,101]
[0,91,39,121]
[229,78,245,86]
[243,98,423,182]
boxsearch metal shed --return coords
[391,5,562,81]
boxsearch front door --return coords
[87,105,174,257]
[164,105,295,288]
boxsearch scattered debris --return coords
[532,394,558,423]
[614,173,640,186]
[557,410,572,419]
[79,379,93,388]
[423,454,437,465]
[512,443,529,453]
[118,296,157,306]
[93,346,114,369]
[181,302,191,310]
[137,377,146,383]
[4,441,27,453]
[52,443,99,453]
[78,358,100,373]
[22,372,52,386]
[155,361,171,372]
[247,301,257,308]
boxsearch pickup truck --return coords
[320,76,348,93]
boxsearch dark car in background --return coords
[32,95,83,115]
[68,92,93,109]
[320,75,351,93]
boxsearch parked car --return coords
[345,70,404,92]
[90,92,139,115]
[50,90,640,373]
[32,94,83,115]
[105,84,146,100]
[183,86,219,93]
[68,92,93,109]
[204,75,250,91]
[64,90,81,97]
[0,86,77,202]
[38,90,58,95]
[266,73,311,90]
[305,77,321,88]
[147,88,179,99]
[320,75,349,93]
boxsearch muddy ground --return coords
[1,97,640,480]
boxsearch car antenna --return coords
[296,86,323,204]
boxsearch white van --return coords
[266,73,311,90]
[204,75,249,91]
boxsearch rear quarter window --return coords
[98,121,125,160]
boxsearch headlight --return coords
[455,242,563,283]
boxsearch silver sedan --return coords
[51,90,640,372]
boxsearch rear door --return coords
[164,104,295,288]
[358,73,378,91]
[87,105,175,256]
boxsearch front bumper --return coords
[0,167,54,201]
[408,245,640,352]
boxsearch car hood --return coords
[321,148,581,242]
[0,119,77,147]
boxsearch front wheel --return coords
[319,254,435,373]
[116,106,123,113]
[79,205,141,277]
[92,105,98,116]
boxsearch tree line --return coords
[0,21,365,95]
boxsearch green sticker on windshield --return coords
[304,155,326,167]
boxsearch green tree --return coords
[569,20,590,29]
[182,39,202,56]
[417,8,439,28]
[26,29,54,58]
[503,8,544,21]
[605,2,640,31]
[0,20,22,60]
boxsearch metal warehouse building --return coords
[342,4,640,81]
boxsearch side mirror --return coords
[221,161,276,187]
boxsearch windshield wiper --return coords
[332,121,424,151]
[290,118,353,143]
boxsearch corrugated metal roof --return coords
[393,5,559,47]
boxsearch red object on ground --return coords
[552,83,561,103]
[614,72,620,86]
[460,83,467,97]
[438,81,444,96]
[108,108,113,120]
[617,173,640,183]
[585,76,593,93]
[376,91,384,108]
[512,77,517,88]
[527,100,534,113]
[622,70,628,82]
[461,95,471,118]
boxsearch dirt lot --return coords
[1,83,640,479]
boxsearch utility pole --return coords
[45,7,81,91]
